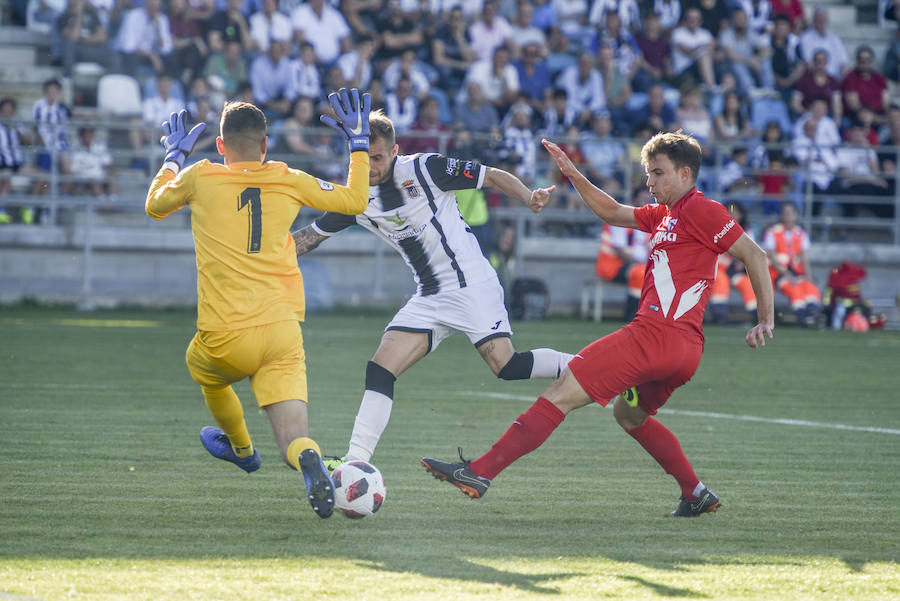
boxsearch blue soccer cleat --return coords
[299,448,335,518]
[200,426,261,473]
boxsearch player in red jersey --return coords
[422,131,775,516]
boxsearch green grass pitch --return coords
[1,305,898,600]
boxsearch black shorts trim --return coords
[385,326,434,354]
[473,331,512,348]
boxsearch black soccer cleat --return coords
[299,448,335,518]
[421,448,491,499]
[670,487,721,517]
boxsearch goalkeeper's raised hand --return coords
[159,109,207,172]
[319,87,371,153]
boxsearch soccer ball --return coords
[332,460,386,519]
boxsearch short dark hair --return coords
[220,101,267,150]
[43,79,61,92]
[640,130,702,182]
[369,108,396,147]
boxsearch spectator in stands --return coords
[385,76,419,134]
[541,88,578,137]
[291,0,351,66]
[115,0,176,77]
[769,13,804,103]
[341,0,383,36]
[53,0,114,78]
[276,96,318,155]
[383,49,433,98]
[842,45,892,127]
[502,102,538,183]
[594,9,641,81]
[717,145,761,203]
[465,45,520,115]
[651,0,683,33]
[682,0,730,38]
[596,42,632,133]
[632,11,671,92]
[514,41,553,115]
[876,112,900,203]
[250,40,294,120]
[794,98,841,147]
[375,0,426,65]
[714,91,755,143]
[798,7,848,80]
[717,7,773,94]
[32,78,72,202]
[669,7,717,89]
[736,0,771,36]
[791,49,841,123]
[27,0,65,34]
[468,0,514,62]
[769,0,805,34]
[455,81,500,132]
[626,82,676,135]
[249,0,292,54]
[762,202,824,327]
[0,98,35,223]
[510,1,547,57]
[709,201,756,324]
[675,85,714,145]
[432,7,477,90]
[580,110,625,196]
[588,0,641,31]
[203,40,248,98]
[555,51,606,128]
[552,0,591,49]
[287,43,323,103]
[790,112,839,221]
[206,0,254,55]
[169,0,210,85]
[751,120,792,215]
[834,122,893,219]
[337,33,376,92]
[402,95,448,154]
[69,126,117,198]
[128,74,186,170]
[544,24,577,77]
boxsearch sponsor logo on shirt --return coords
[401,179,420,198]
[316,178,334,191]
[463,161,475,179]
[385,211,407,226]
[713,219,736,244]
[386,223,428,241]
[650,230,677,247]
[446,158,459,176]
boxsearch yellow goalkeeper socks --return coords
[202,384,254,457]
[286,437,321,472]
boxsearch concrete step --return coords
[0,44,36,66]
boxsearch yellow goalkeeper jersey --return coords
[146,153,369,331]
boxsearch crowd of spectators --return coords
[1,0,900,234]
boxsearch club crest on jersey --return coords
[401,180,420,198]
[666,217,678,231]
[316,178,334,191]
[446,158,459,176]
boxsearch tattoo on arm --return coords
[292,226,328,256]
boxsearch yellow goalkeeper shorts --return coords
[185,320,307,407]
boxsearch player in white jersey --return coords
[292,109,574,465]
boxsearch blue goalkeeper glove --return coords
[319,87,371,153]
[159,109,207,171]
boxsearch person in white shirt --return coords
[249,0,291,53]
[115,0,176,76]
[670,7,716,88]
[291,0,351,65]
[798,7,848,79]
[468,0,514,62]
[464,45,520,111]
[555,51,606,126]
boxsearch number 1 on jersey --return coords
[238,187,262,253]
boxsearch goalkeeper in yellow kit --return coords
[145,88,372,518]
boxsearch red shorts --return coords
[568,322,703,415]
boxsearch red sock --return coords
[470,397,565,480]
[627,417,700,498]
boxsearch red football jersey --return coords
[632,187,744,341]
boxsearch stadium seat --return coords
[97,74,142,117]
[750,96,792,137]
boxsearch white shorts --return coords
[386,277,513,353]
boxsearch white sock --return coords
[529,348,575,379]
[346,389,393,462]
[692,481,706,498]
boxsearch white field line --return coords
[460,391,900,436]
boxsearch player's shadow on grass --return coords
[362,556,579,595]
[618,574,708,598]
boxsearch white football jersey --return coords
[312,153,498,296]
